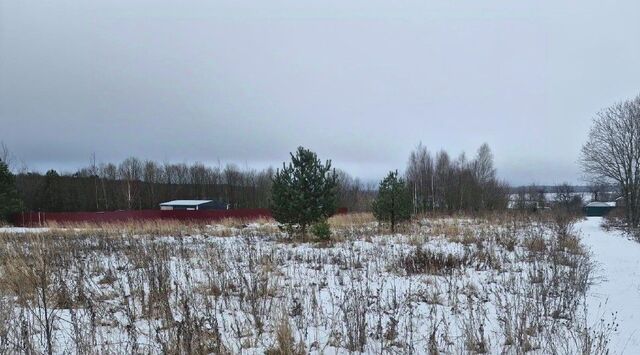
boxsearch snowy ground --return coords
[580,217,640,354]
[0,217,608,354]
[3,217,638,354]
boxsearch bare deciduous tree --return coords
[554,183,574,206]
[406,143,434,213]
[472,143,496,185]
[118,157,143,209]
[581,95,640,227]
[405,143,507,213]
[472,143,497,208]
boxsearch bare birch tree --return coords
[406,143,434,213]
[118,157,143,210]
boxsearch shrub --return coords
[311,220,331,241]
[550,208,578,238]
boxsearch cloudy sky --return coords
[1,0,639,185]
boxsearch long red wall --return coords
[11,209,270,227]
[11,208,347,227]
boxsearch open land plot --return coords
[0,214,618,354]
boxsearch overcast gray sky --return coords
[1,0,639,185]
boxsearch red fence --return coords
[11,208,347,227]
[11,209,271,227]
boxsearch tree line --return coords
[405,142,509,213]
[10,157,374,213]
[2,140,510,223]
[15,160,273,212]
[11,89,640,230]
[7,90,639,229]
[271,143,509,238]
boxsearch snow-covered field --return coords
[0,216,627,354]
[580,217,640,354]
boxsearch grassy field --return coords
[0,213,614,354]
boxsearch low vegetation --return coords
[0,212,613,354]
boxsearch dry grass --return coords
[265,316,306,355]
[24,217,280,238]
[327,212,377,240]
[328,212,376,228]
[0,212,612,354]
[524,235,547,254]
[217,216,275,228]
[429,221,463,239]
[43,219,203,236]
[400,247,469,275]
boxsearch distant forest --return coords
[12,143,514,214]
[14,159,375,213]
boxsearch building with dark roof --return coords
[159,200,227,211]
[583,201,616,216]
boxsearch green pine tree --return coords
[271,147,338,238]
[373,170,412,233]
[0,159,22,223]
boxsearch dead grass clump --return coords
[524,235,547,254]
[339,287,369,352]
[401,247,468,275]
[495,230,518,252]
[422,287,443,305]
[557,234,584,255]
[328,213,375,228]
[546,209,580,238]
[98,270,118,285]
[457,229,484,247]
[327,213,377,240]
[406,233,429,247]
[462,303,489,353]
[0,255,40,303]
[431,222,462,239]
[265,316,306,355]
[55,281,74,309]
[468,248,502,271]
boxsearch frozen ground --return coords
[580,217,640,354]
[0,217,606,354]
